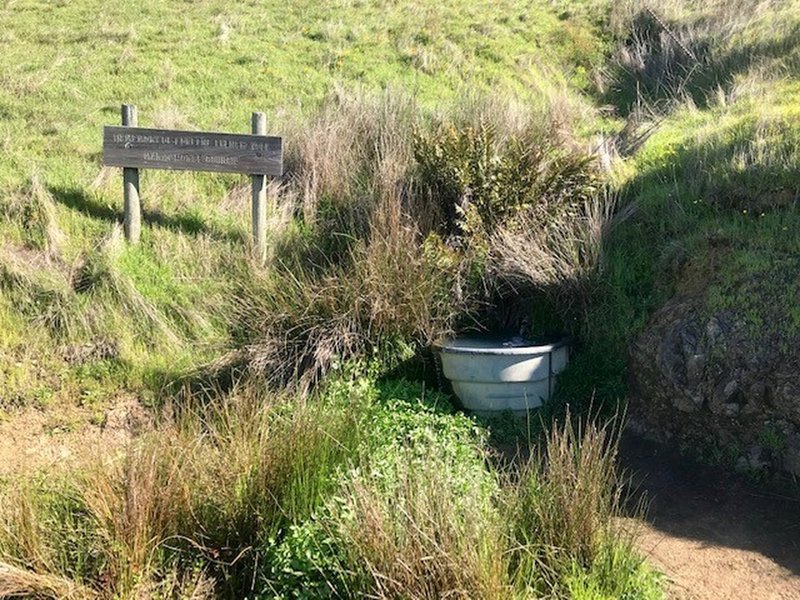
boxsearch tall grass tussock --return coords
[0,383,367,598]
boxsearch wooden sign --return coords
[103,126,283,176]
[104,104,282,263]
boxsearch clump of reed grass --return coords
[0,384,367,598]
[337,451,511,600]
[504,411,651,598]
[489,190,625,331]
[234,191,471,393]
[282,87,419,229]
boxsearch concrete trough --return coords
[436,336,570,412]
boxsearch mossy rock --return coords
[629,249,800,476]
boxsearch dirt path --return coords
[619,435,800,600]
[0,395,150,478]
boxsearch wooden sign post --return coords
[103,105,283,260]
[121,105,141,244]
[251,112,268,264]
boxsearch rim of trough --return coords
[433,335,571,356]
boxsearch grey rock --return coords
[630,292,800,477]
[723,403,740,417]
[723,380,739,399]
[747,445,768,470]
[686,353,706,385]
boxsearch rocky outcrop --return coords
[629,295,800,476]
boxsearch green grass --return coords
[0,0,615,409]
[0,0,608,187]
[4,0,800,594]
[553,1,800,406]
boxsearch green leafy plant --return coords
[414,121,599,236]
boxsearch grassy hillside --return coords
[2,0,800,595]
[558,0,800,405]
[0,0,607,187]
[0,2,667,597]
[3,0,797,409]
[0,0,613,410]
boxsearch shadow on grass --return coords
[602,11,800,117]
[50,186,245,244]
[143,355,247,411]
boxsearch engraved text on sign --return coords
[103,126,283,176]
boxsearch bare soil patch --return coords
[620,435,800,599]
[0,395,150,478]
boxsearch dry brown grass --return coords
[283,88,418,227]
[0,386,364,598]
[234,190,468,394]
[337,451,511,600]
[81,433,196,594]
[490,190,624,323]
[351,195,466,345]
[0,561,97,599]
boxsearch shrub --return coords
[231,197,472,394]
[228,91,605,392]
[411,115,604,337]
[564,543,663,600]
[506,411,658,598]
[414,121,599,236]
